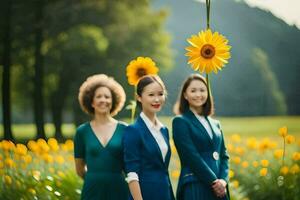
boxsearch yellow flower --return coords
[185,29,231,74]
[126,57,159,86]
[242,161,249,168]
[65,139,74,151]
[231,180,239,188]
[15,144,27,156]
[274,149,284,159]
[3,175,12,185]
[278,126,288,137]
[285,135,295,144]
[235,147,245,155]
[232,156,241,165]
[230,134,241,143]
[280,166,289,175]
[43,154,54,163]
[246,137,257,149]
[27,140,39,153]
[260,168,268,176]
[0,161,4,169]
[4,158,15,168]
[37,139,50,153]
[229,170,234,179]
[48,138,59,151]
[55,155,65,164]
[1,140,15,151]
[227,143,234,153]
[261,159,269,167]
[171,170,180,179]
[259,138,273,152]
[22,154,32,164]
[292,152,300,161]
[290,164,300,174]
[252,161,259,168]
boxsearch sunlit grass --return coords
[1,116,300,140]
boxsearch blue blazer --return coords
[172,109,230,200]
[123,116,175,200]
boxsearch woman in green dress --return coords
[74,74,129,200]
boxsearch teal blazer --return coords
[172,109,230,200]
[123,116,175,200]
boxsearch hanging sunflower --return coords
[126,57,159,86]
[185,29,231,74]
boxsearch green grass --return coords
[1,116,300,141]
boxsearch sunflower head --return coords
[185,29,231,74]
[126,57,159,86]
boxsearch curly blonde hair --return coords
[78,74,126,116]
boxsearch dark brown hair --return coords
[136,75,167,108]
[174,74,214,116]
[78,74,126,116]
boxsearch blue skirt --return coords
[180,182,229,200]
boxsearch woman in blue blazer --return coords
[123,75,175,200]
[172,74,230,200]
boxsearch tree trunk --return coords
[33,0,46,139]
[51,90,64,141]
[1,0,14,141]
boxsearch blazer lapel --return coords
[206,117,221,146]
[136,116,165,164]
[160,127,171,167]
[184,109,213,145]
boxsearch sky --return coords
[245,0,300,28]
[197,0,300,29]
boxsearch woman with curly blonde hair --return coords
[74,74,129,200]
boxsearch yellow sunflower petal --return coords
[185,29,231,74]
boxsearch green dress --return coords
[74,122,129,200]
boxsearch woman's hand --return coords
[212,179,227,198]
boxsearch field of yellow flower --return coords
[169,126,300,200]
[0,138,82,200]
[1,126,299,200]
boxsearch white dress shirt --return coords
[126,112,168,183]
[195,114,213,139]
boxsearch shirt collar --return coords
[140,112,163,131]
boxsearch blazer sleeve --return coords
[123,125,141,174]
[172,116,218,185]
[217,122,230,182]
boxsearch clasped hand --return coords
[212,179,227,198]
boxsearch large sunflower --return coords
[126,57,159,85]
[185,29,231,74]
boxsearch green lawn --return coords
[1,116,299,141]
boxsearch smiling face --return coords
[91,86,113,115]
[184,79,208,112]
[137,81,165,116]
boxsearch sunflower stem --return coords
[206,0,211,29]
[131,85,137,123]
[206,74,212,97]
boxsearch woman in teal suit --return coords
[123,75,175,200]
[172,74,230,200]
[74,74,129,200]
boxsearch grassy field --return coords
[0,116,299,141]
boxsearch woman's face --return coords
[184,79,208,110]
[91,86,113,115]
[137,81,165,115]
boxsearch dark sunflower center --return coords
[136,68,147,77]
[200,44,215,59]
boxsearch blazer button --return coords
[213,151,219,160]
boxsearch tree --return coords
[33,0,46,139]
[1,0,14,141]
